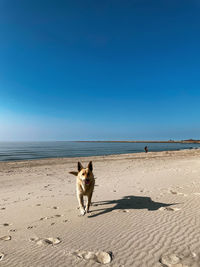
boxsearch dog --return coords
[69,161,95,216]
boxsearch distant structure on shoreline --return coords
[181,139,200,144]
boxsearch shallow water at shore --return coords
[0,141,199,161]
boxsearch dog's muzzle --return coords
[85,179,90,185]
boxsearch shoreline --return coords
[1,141,199,163]
[0,147,199,167]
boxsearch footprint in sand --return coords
[112,209,130,213]
[0,236,11,241]
[0,253,4,261]
[9,229,16,232]
[176,186,183,189]
[72,250,112,265]
[27,226,37,230]
[40,217,48,221]
[194,193,200,196]
[39,214,63,221]
[54,214,63,217]
[169,190,187,197]
[159,207,180,212]
[0,223,12,227]
[36,204,41,206]
[160,252,198,267]
[30,237,61,246]
[0,207,6,210]
[48,206,59,210]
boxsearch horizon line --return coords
[0,139,199,143]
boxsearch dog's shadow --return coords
[89,195,177,218]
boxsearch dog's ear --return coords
[88,161,93,171]
[78,162,83,172]
[69,171,78,176]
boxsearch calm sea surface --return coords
[0,141,199,162]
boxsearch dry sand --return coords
[0,149,200,266]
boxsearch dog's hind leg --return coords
[78,194,85,216]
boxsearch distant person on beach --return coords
[144,146,148,153]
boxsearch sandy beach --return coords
[0,149,200,266]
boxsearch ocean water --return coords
[0,141,199,162]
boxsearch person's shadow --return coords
[89,195,177,218]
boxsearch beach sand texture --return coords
[0,149,200,267]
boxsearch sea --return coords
[0,141,199,162]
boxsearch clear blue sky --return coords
[0,0,200,141]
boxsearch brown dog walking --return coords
[69,161,95,216]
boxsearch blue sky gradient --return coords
[0,0,200,141]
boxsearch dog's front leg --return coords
[78,194,85,216]
[86,192,93,213]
